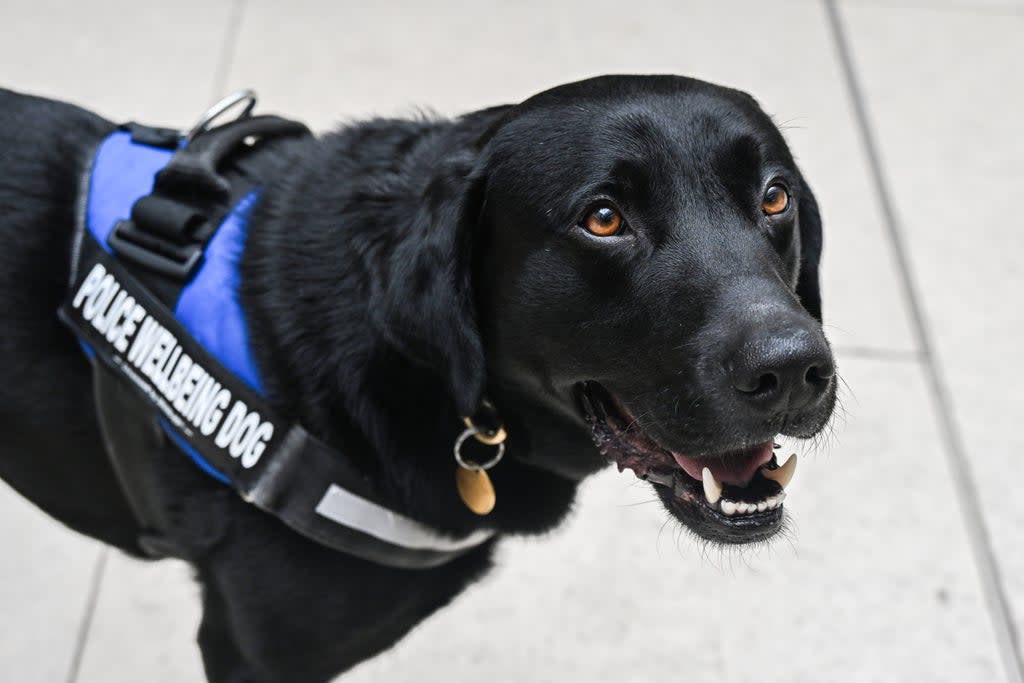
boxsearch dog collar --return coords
[59,95,496,569]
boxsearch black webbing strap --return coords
[65,117,494,568]
[64,231,493,568]
[108,116,309,305]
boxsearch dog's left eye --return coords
[762,184,790,216]
[582,205,625,237]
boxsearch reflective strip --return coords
[315,484,495,553]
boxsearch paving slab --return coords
[0,0,234,124]
[838,0,1024,657]
[74,554,205,683]
[0,482,101,683]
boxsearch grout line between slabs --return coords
[210,0,248,100]
[64,547,109,683]
[823,2,1024,682]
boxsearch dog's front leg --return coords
[193,504,495,683]
[198,580,269,683]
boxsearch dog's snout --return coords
[728,322,834,414]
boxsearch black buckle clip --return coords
[108,220,203,279]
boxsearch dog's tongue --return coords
[671,442,775,486]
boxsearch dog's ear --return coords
[370,152,487,416]
[796,179,823,321]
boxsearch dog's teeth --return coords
[701,467,722,505]
[762,453,798,489]
[717,494,789,517]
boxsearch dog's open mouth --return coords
[578,381,795,543]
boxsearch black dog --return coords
[0,75,835,682]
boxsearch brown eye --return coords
[583,205,624,237]
[762,184,790,216]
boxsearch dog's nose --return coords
[728,323,834,413]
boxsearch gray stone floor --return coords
[1,0,1022,681]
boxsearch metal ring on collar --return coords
[454,426,505,471]
[185,89,258,142]
[460,416,507,446]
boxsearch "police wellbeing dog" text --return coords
[71,262,273,469]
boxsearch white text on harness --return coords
[72,262,273,468]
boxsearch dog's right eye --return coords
[762,184,790,216]
[582,205,625,237]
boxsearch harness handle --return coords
[109,112,310,284]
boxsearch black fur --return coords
[0,75,834,682]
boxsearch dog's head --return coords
[382,75,836,544]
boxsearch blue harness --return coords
[84,130,262,483]
[61,108,495,568]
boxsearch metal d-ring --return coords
[454,426,505,472]
[461,415,507,447]
[185,89,257,143]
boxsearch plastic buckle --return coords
[108,220,203,280]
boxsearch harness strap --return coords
[62,233,495,567]
[155,115,307,202]
[92,359,219,560]
[63,111,497,569]
[108,116,308,303]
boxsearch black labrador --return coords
[0,75,836,682]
